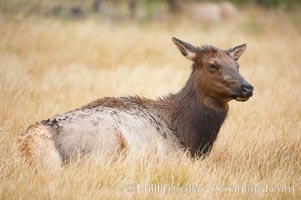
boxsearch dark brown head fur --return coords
[172,37,253,108]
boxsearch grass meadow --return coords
[0,5,301,199]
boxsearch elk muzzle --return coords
[234,80,254,102]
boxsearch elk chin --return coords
[234,96,249,102]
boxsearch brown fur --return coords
[18,132,34,166]
[19,123,62,168]
[116,130,128,156]
[75,41,251,156]
[153,39,252,156]
[81,96,152,110]
[19,37,253,164]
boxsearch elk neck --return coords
[156,66,228,156]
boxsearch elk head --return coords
[172,37,254,106]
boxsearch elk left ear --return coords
[172,37,196,61]
[228,44,247,61]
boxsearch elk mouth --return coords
[234,96,249,102]
[233,93,252,102]
[232,88,253,102]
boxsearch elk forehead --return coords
[199,47,237,69]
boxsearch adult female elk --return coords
[19,37,253,167]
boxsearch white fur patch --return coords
[186,51,196,60]
[223,75,232,81]
[50,107,183,160]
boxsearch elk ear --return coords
[172,37,196,61]
[228,44,247,61]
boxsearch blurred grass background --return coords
[1,0,301,19]
[0,0,301,199]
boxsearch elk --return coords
[19,37,253,167]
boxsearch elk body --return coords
[19,38,253,167]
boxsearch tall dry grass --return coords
[0,7,301,199]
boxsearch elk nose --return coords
[241,84,254,96]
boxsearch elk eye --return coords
[208,64,217,70]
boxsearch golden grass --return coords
[0,7,301,199]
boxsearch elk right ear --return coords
[228,44,247,61]
[172,37,196,61]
